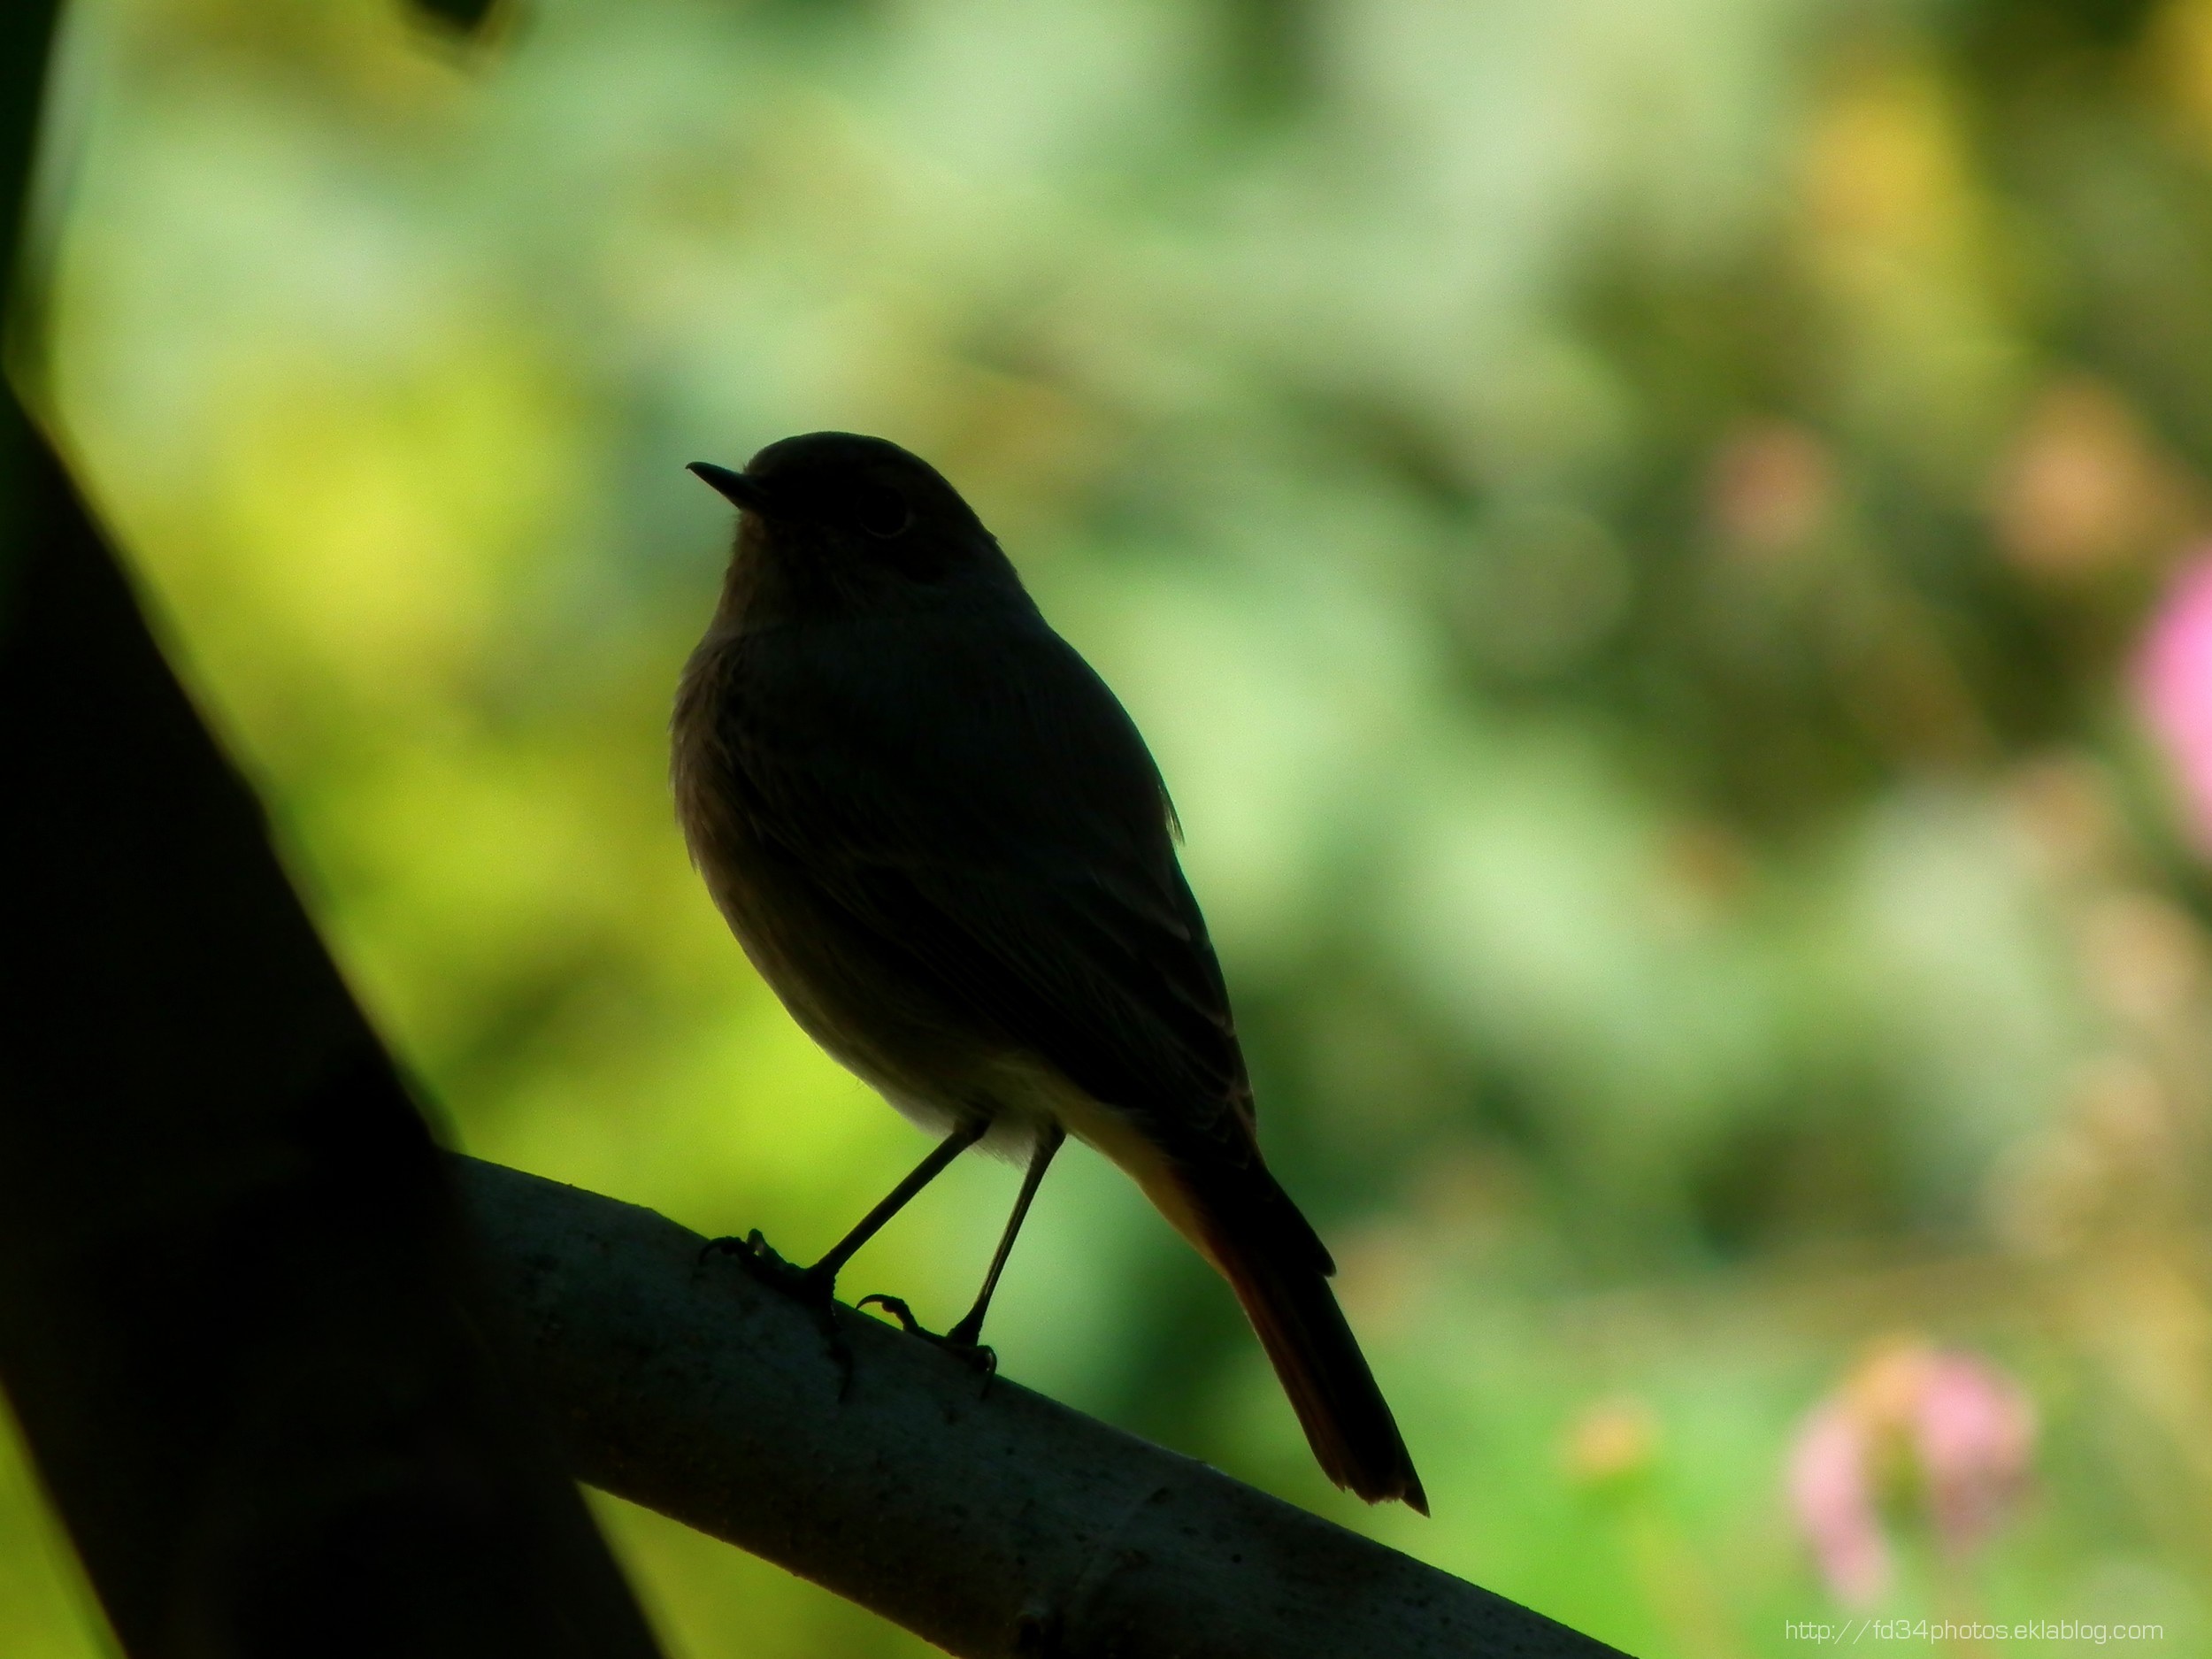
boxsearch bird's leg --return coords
[703,1118,986,1390]
[948,1123,1064,1347]
[703,1117,987,1302]
[862,1122,1064,1380]
[806,1117,989,1283]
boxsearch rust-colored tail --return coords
[1187,1166,1427,1513]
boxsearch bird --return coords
[673,431,1425,1511]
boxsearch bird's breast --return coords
[673,628,1021,1134]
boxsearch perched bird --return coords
[674,432,1425,1511]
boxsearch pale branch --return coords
[456,1155,1625,1659]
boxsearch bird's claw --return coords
[700,1228,818,1292]
[699,1230,852,1392]
[857,1294,999,1387]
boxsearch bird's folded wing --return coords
[723,619,1255,1164]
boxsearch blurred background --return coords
[4,0,2212,1652]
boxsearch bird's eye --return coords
[855,484,913,539]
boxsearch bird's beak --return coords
[688,462,776,514]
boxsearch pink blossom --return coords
[1914,1353,2036,1555]
[1786,1342,2036,1608]
[2135,552,2212,852]
[1787,1402,1893,1608]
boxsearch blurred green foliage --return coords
[6,0,2212,1653]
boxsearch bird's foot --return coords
[856,1294,998,1390]
[699,1228,828,1298]
[699,1230,852,1392]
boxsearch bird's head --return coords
[689,433,1013,618]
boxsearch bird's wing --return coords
[719,612,1256,1166]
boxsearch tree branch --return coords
[457,1155,1625,1659]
